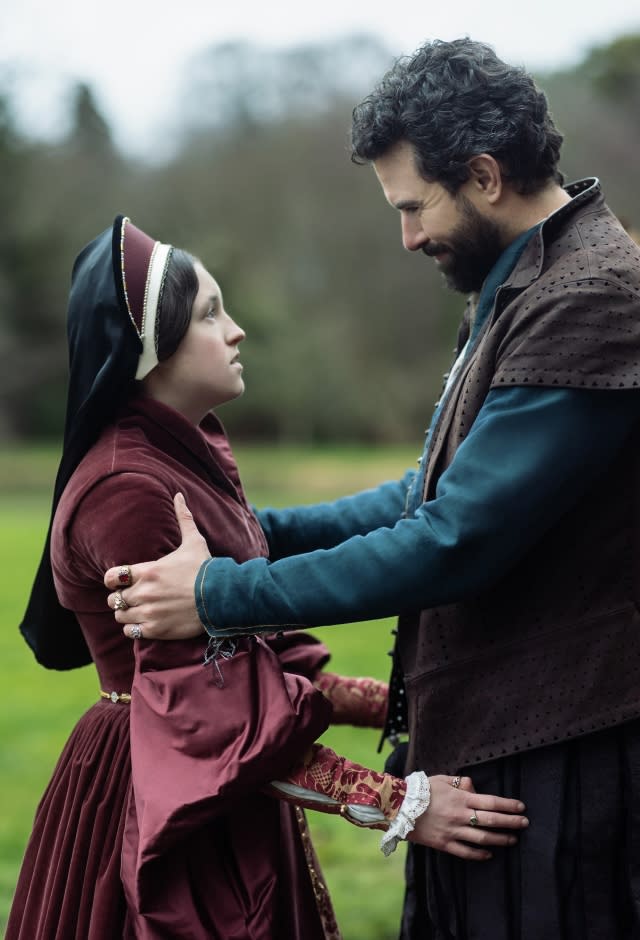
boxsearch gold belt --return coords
[100,689,131,704]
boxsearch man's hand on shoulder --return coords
[104,492,210,640]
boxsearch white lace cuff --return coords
[380,771,431,857]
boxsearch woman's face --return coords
[144,262,246,423]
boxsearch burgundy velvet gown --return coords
[7,395,339,940]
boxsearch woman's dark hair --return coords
[156,248,200,361]
[351,37,564,194]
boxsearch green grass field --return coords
[0,443,418,940]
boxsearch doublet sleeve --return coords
[257,471,415,560]
[196,387,640,635]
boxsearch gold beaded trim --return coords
[294,806,342,940]
[119,217,140,339]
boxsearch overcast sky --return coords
[2,0,640,157]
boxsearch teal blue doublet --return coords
[196,228,640,637]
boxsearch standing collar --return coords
[120,395,246,503]
[540,176,601,239]
[504,177,602,289]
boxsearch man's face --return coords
[373,141,505,293]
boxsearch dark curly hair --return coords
[351,38,564,195]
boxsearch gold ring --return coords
[100,689,131,704]
[118,565,132,585]
[451,776,461,788]
[469,813,479,827]
[113,591,129,611]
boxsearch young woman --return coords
[9,217,527,939]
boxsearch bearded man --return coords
[102,39,640,939]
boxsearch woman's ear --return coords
[466,154,503,205]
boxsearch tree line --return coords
[1,33,639,443]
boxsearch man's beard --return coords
[423,196,505,294]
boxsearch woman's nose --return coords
[228,317,246,343]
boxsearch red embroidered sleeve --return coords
[267,743,406,830]
[314,672,388,728]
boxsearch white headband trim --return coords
[135,241,172,380]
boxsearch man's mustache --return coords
[422,244,448,257]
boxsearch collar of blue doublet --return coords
[468,223,541,347]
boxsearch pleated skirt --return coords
[400,719,640,940]
[6,701,336,940]
[6,702,131,939]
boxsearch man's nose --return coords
[401,216,426,252]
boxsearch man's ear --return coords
[466,154,503,204]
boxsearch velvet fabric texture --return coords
[7,396,336,940]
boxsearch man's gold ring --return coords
[113,591,129,611]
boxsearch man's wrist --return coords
[195,557,217,635]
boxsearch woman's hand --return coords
[408,775,529,860]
